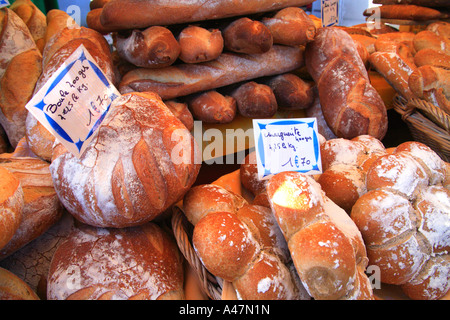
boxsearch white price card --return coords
[252,118,322,180]
[0,0,10,8]
[321,0,339,27]
[26,44,120,158]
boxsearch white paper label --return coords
[253,118,322,180]
[321,0,339,27]
[26,44,120,158]
[0,0,10,8]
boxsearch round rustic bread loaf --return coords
[47,222,184,300]
[49,91,201,228]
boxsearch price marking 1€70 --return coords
[26,44,120,158]
[252,118,322,180]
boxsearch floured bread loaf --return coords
[50,91,201,228]
[351,141,450,300]
[47,222,184,300]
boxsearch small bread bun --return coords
[178,25,223,63]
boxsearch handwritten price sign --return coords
[0,0,10,8]
[252,118,322,180]
[321,0,339,27]
[26,45,120,158]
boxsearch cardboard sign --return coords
[252,118,322,180]
[321,0,340,27]
[26,44,120,158]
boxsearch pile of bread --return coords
[0,0,448,301]
[359,0,450,114]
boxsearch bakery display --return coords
[0,0,448,302]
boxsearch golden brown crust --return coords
[178,25,223,63]
[187,90,236,124]
[47,222,185,300]
[0,266,39,300]
[266,73,314,110]
[223,17,272,54]
[231,81,278,118]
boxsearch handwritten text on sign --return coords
[252,118,322,180]
[321,0,339,27]
[26,45,120,158]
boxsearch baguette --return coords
[119,45,305,100]
[231,81,278,118]
[373,0,450,8]
[100,0,315,30]
[262,7,316,47]
[305,27,388,140]
[0,8,42,148]
[177,25,223,63]
[266,171,374,300]
[186,90,236,124]
[86,8,119,35]
[364,5,449,21]
[413,30,450,55]
[427,21,450,38]
[222,17,273,54]
[115,26,181,68]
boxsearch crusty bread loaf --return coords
[266,171,374,300]
[0,211,75,299]
[222,17,273,54]
[350,34,376,55]
[116,26,180,68]
[47,222,185,300]
[266,73,314,110]
[187,90,237,124]
[184,184,303,300]
[305,27,388,140]
[370,48,417,101]
[163,100,194,131]
[408,65,450,113]
[49,91,200,228]
[0,166,24,251]
[86,8,119,35]
[351,141,449,300]
[10,0,47,52]
[0,156,63,259]
[414,48,450,69]
[119,44,305,100]
[25,26,115,162]
[413,30,450,55]
[44,9,78,45]
[178,25,223,64]
[231,81,278,118]
[262,7,316,47]
[100,0,315,30]
[0,8,42,149]
[364,5,449,20]
[427,21,450,38]
[0,266,39,300]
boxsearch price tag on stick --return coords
[26,44,120,158]
[252,118,322,180]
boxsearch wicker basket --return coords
[171,205,223,300]
[393,95,450,162]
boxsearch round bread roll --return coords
[366,151,429,199]
[49,91,201,228]
[318,164,366,213]
[47,222,184,300]
[231,81,278,118]
[0,166,24,250]
[178,25,223,63]
[187,90,237,124]
[320,138,367,171]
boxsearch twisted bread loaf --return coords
[305,27,388,140]
[351,141,449,300]
[49,91,201,228]
[183,184,306,300]
[266,171,374,300]
[47,222,184,300]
